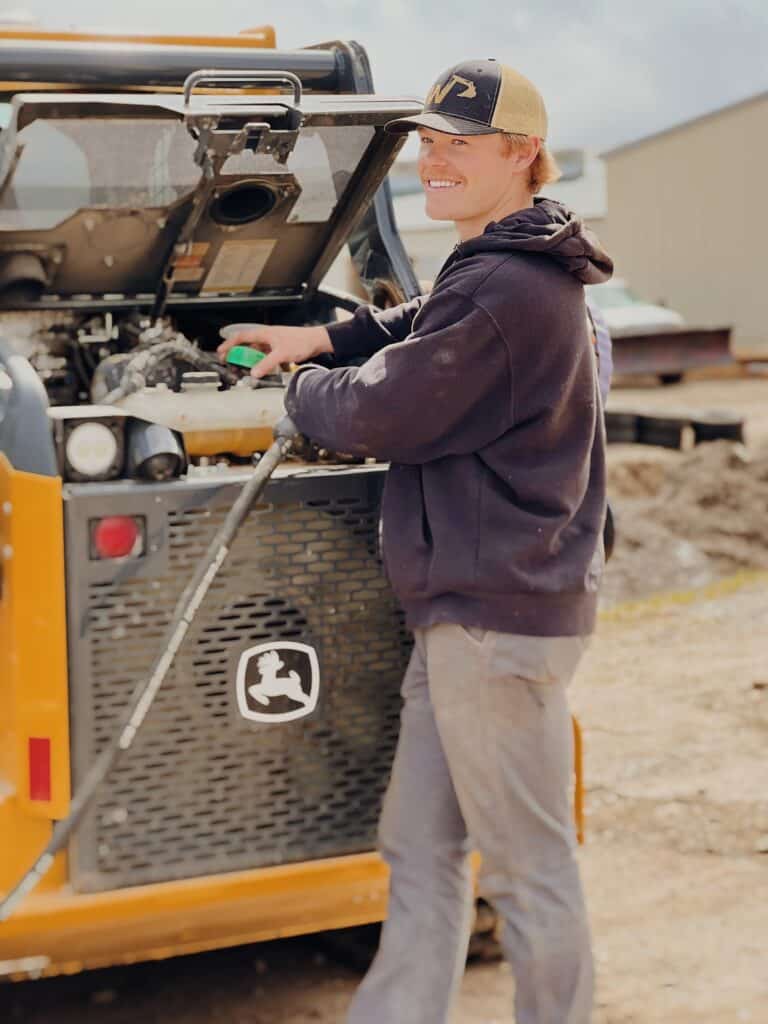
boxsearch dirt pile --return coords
[603,441,768,605]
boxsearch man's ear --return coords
[517,136,542,171]
[503,135,542,172]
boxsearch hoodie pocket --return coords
[420,456,484,597]
[380,465,430,597]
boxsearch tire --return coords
[637,415,685,449]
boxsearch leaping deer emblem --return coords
[248,649,310,707]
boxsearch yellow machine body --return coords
[0,434,394,981]
[0,24,394,980]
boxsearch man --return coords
[220,59,612,1024]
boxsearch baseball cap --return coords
[385,59,547,139]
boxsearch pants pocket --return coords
[454,624,493,646]
[490,633,589,687]
[425,623,496,711]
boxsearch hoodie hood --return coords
[458,197,613,285]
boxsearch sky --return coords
[1,0,767,153]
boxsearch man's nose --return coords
[421,152,450,171]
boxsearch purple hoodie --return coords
[286,199,613,636]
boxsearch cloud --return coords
[7,0,768,148]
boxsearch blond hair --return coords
[503,133,561,194]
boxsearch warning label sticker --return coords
[173,266,205,283]
[202,240,277,294]
[173,241,209,268]
[171,241,209,284]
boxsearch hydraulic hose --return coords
[0,423,297,921]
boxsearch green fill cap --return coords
[226,345,266,369]
[225,346,268,370]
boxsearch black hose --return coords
[0,426,296,921]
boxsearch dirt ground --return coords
[2,375,767,1022]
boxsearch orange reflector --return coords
[28,738,52,802]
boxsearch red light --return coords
[29,738,51,802]
[92,516,142,559]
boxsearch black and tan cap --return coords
[386,58,547,139]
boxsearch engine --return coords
[3,311,235,406]
[0,310,294,481]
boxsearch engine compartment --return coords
[2,300,350,474]
[8,310,234,407]
[0,81,422,481]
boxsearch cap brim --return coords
[384,111,500,136]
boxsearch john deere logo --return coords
[426,74,478,106]
[235,642,320,724]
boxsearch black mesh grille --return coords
[67,475,410,893]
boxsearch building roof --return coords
[601,88,768,159]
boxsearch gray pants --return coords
[346,623,594,1024]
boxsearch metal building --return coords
[599,91,768,354]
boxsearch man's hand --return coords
[217,324,333,379]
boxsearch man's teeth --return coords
[428,180,461,188]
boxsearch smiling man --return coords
[220,59,612,1024]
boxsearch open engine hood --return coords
[0,84,421,305]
